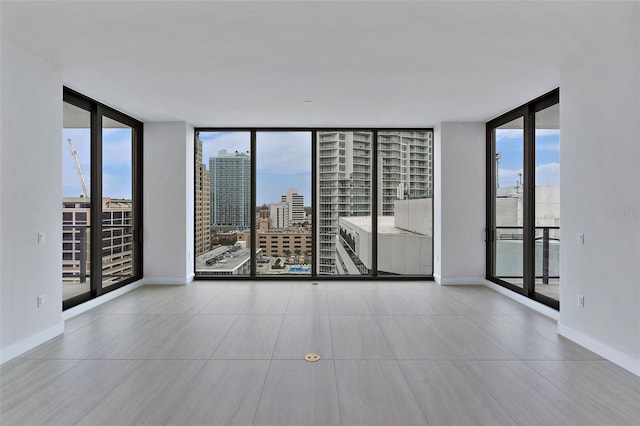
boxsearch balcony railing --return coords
[495,226,559,284]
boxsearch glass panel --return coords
[316,131,373,275]
[101,116,134,287]
[62,102,91,301]
[376,131,433,275]
[256,132,311,276]
[534,104,560,300]
[494,116,525,287]
[195,132,251,276]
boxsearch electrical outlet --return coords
[37,295,45,308]
[577,295,584,308]
[576,233,584,245]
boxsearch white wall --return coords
[557,3,640,374]
[143,122,195,284]
[434,122,486,284]
[0,40,64,362]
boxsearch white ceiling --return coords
[2,1,578,127]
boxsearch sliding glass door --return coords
[62,88,143,310]
[487,89,559,309]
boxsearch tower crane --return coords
[67,138,90,198]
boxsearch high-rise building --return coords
[281,188,305,224]
[210,149,251,230]
[269,202,290,229]
[195,136,211,256]
[316,131,433,274]
[378,131,433,215]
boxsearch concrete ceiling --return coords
[2,1,579,127]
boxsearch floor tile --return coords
[75,360,205,426]
[362,288,415,315]
[164,360,269,425]
[242,286,292,314]
[335,360,428,426]
[376,315,453,359]
[327,286,371,315]
[253,360,340,426]
[330,315,395,359]
[198,289,254,314]
[212,315,283,359]
[21,314,155,359]
[0,360,138,425]
[526,360,640,425]
[286,285,329,315]
[419,315,517,360]
[273,315,333,360]
[149,314,238,359]
[461,360,603,425]
[399,360,517,426]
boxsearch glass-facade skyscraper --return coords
[210,150,251,230]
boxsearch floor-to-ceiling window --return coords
[62,88,143,309]
[194,128,433,280]
[487,89,559,309]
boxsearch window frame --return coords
[486,88,560,309]
[62,87,144,310]
[194,127,434,281]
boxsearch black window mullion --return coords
[250,130,257,277]
[311,131,317,277]
[91,104,104,296]
[523,105,536,299]
[371,130,378,276]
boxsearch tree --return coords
[294,249,302,264]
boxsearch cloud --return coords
[535,142,560,152]
[102,129,133,167]
[535,162,560,186]
[535,129,560,137]
[495,129,523,142]
[498,167,523,188]
[498,162,560,187]
[256,132,311,175]
[200,132,251,167]
[62,128,133,199]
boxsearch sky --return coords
[199,131,312,205]
[64,127,558,203]
[495,129,560,188]
[62,128,133,199]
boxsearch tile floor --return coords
[1,282,638,425]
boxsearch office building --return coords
[210,149,251,230]
[268,202,290,229]
[281,188,305,224]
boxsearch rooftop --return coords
[340,216,423,236]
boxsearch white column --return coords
[143,122,195,284]
[434,122,486,285]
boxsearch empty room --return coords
[1,1,639,425]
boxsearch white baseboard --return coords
[63,279,144,320]
[143,275,192,285]
[0,322,64,365]
[558,323,640,377]
[437,276,485,286]
[483,280,560,320]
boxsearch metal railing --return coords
[495,226,559,284]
